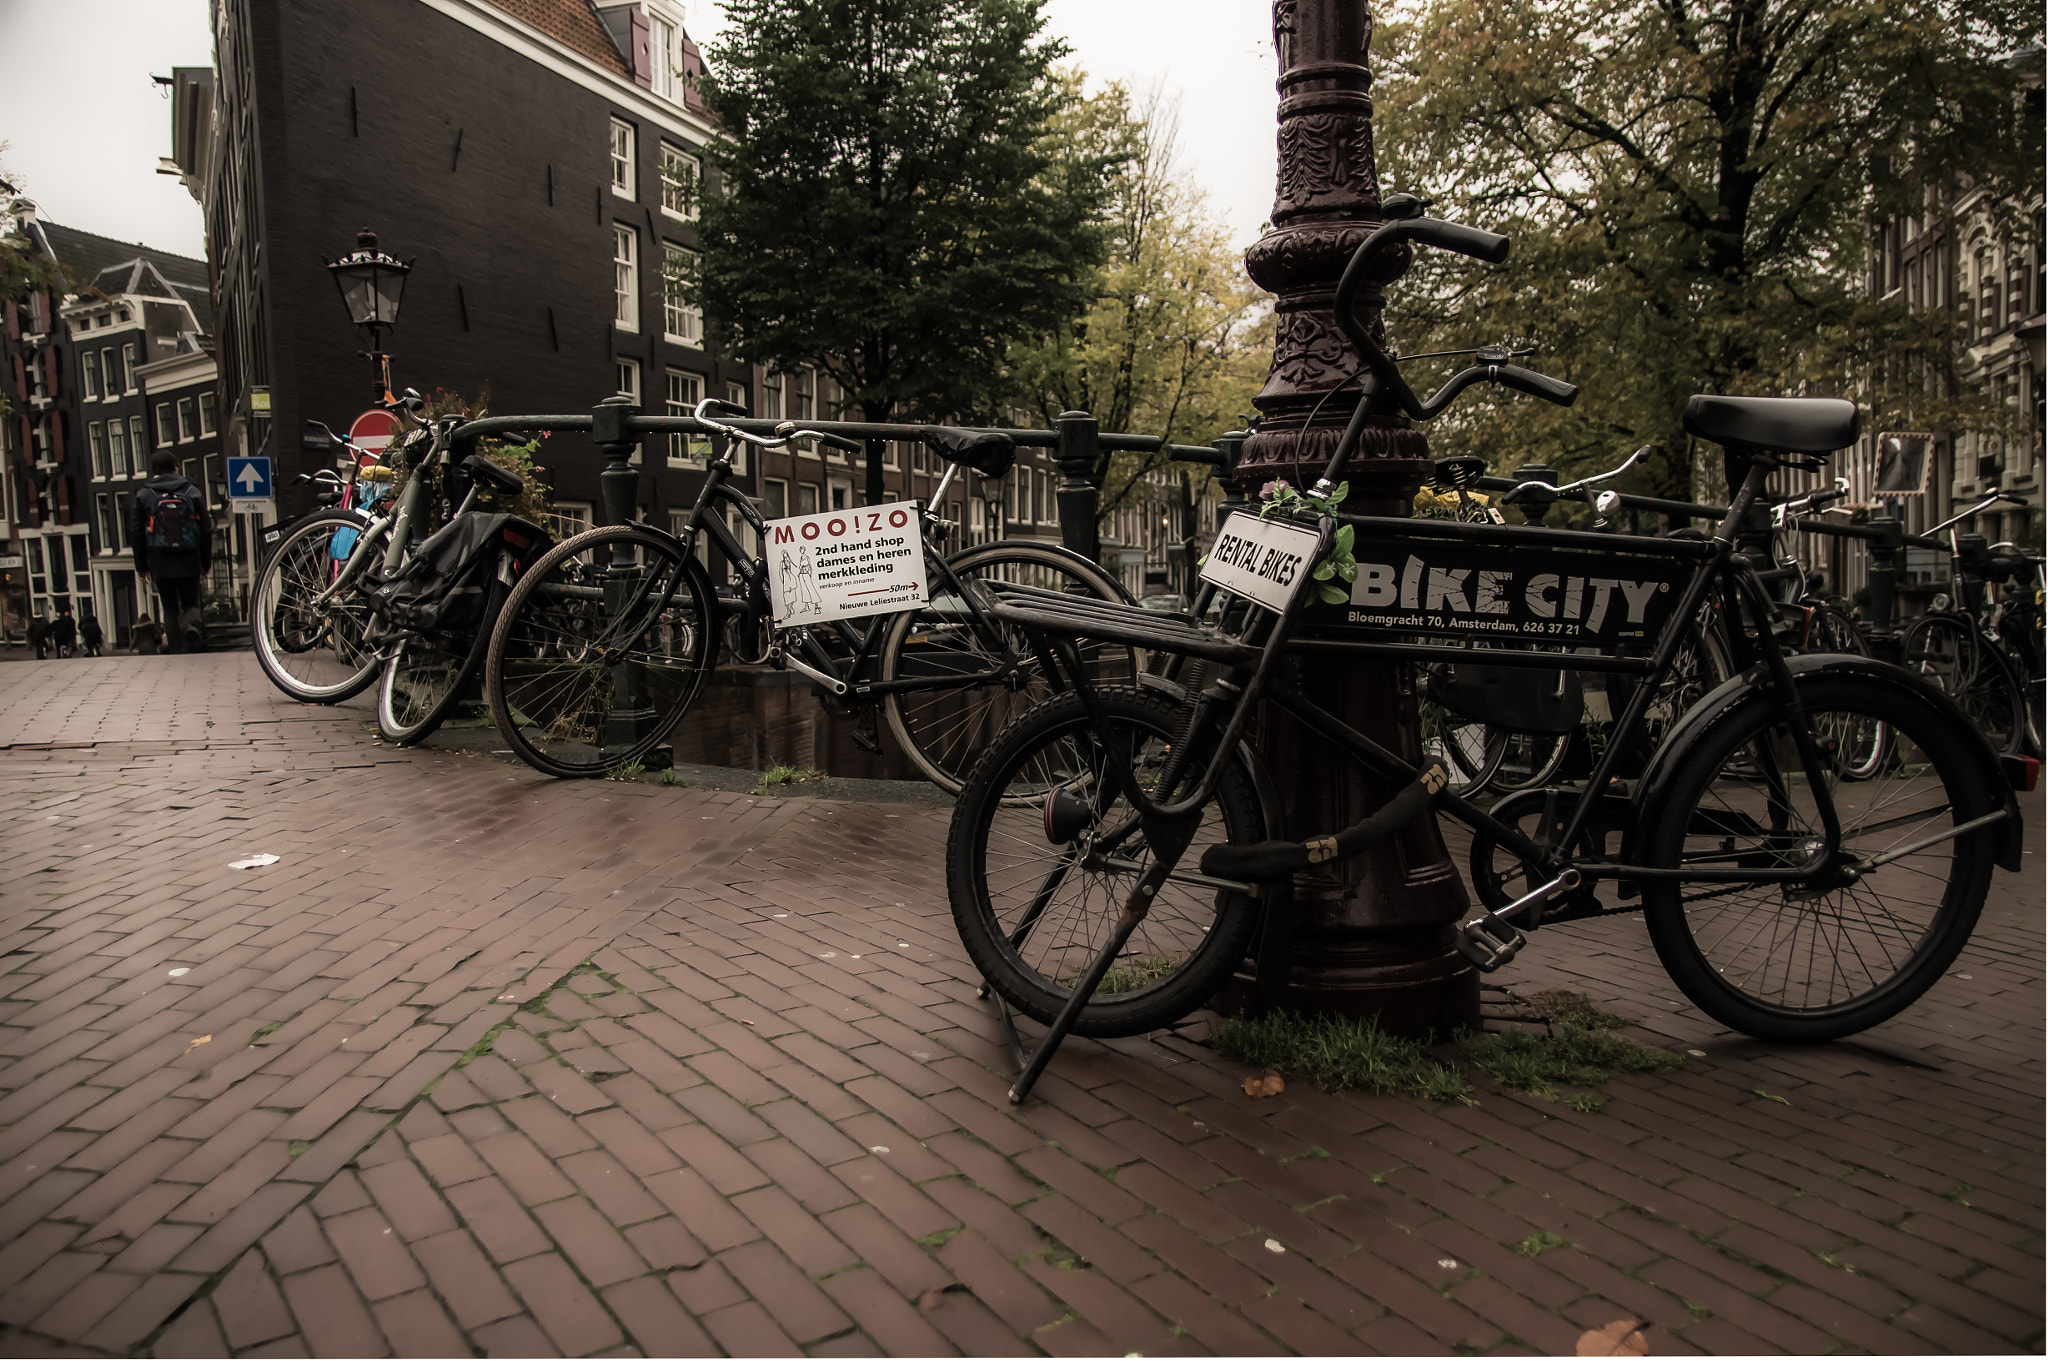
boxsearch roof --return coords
[482,0,630,75]
[33,220,212,336]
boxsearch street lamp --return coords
[326,227,410,402]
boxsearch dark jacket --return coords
[51,614,75,647]
[131,474,212,579]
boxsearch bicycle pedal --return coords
[1455,914,1525,972]
[849,710,882,755]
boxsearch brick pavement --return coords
[0,651,2039,1356]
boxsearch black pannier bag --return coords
[1423,660,1583,735]
[367,512,552,637]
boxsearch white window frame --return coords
[198,391,218,436]
[155,403,175,446]
[614,225,639,331]
[660,143,700,220]
[610,119,636,198]
[760,369,783,421]
[88,423,107,479]
[663,244,702,345]
[549,501,596,540]
[82,352,101,402]
[128,417,143,477]
[177,397,197,442]
[108,420,128,480]
[665,370,707,465]
[121,344,137,394]
[615,357,641,403]
[649,15,678,102]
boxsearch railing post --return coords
[1510,462,1557,526]
[591,396,671,770]
[1055,410,1100,564]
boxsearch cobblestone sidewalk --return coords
[0,653,2038,1356]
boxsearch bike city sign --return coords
[1331,539,1692,645]
[764,501,929,625]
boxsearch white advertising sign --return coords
[1198,511,1322,613]
[764,500,929,625]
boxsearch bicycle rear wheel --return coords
[249,511,381,703]
[1641,676,1998,1041]
[946,687,1266,1038]
[485,525,714,778]
[1418,696,1504,796]
[1904,613,2021,754]
[375,591,498,746]
[882,542,1136,794]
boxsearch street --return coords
[0,651,2039,1356]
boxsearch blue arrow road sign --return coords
[228,456,272,500]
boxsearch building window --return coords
[121,344,137,393]
[610,119,636,198]
[101,347,117,396]
[666,370,706,464]
[82,352,101,401]
[764,478,788,520]
[649,15,678,101]
[108,420,128,479]
[662,245,702,345]
[88,423,108,479]
[615,357,641,403]
[761,369,783,420]
[548,500,595,540]
[115,491,132,549]
[794,368,814,423]
[614,225,639,331]
[177,398,197,442]
[660,144,700,219]
[797,483,819,515]
[198,392,217,436]
[98,494,117,552]
[129,417,143,474]
[156,403,175,446]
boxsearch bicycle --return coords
[1899,489,2039,759]
[250,389,548,746]
[943,198,2025,1101]
[483,399,1133,784]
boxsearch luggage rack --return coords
[983,581,1259,665]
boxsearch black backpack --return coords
[146,487,202,552]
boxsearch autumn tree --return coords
[1371,0,2042,502]
[1005,83,1271,521]
[695,0,1117,504]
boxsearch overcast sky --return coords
[0,0,1280,262]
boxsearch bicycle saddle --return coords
[923,427,1016,479]
[1431,456,1488,490]
[1682,395,1858,455]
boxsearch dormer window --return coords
[649,13,678,101]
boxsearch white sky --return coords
[0,0,1281,261]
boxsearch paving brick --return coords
[359,1159,459,1242]
[473,1131,577,1207]
[212,1247,299,1349]
[78,1270,205,1353]
[260,1207,335,1275]
[640,1167,761,1253]
[730,1185,859,1275]
[171,1180,307,1275]
[719,1238,853,1344]
[444,1176,552,1265]
[531,1196,648,1288]
[1129,1270,1278,1356]
[27,1270,141,1345]
[279,1263,389,1358]
[502,1252,625,1357]
[471,1314,561,1357]
[559,1148,668,1228]
[934,1230,1063,1333]
[151,1296,228,1358]
[602,1275,717,1357]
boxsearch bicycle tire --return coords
[1904,613,2022,755]
[946,686,1266,1037]
[1640,676,1998,1042]
[1805,603,1893,778]
[1602,611,1732,773]
[249,510,382,704]
[1489,730,1570,793]
[1418,694,1505,797]
[485,525,715,778]
[881,542,1137,794]
[375,583,501,746]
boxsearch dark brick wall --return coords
[242,0,746,524]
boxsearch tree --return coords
[1005,83,1272,522]
[1371,0,2042,503]
[696,0,1118,503]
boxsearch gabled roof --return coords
[34,220,211,336]
[482,0,631,75]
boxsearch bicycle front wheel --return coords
[485,525,714,778]
[1641,676,1999,1042]
[249,511,381,703]
[946,687,1266,1038]
[375,592,498,746]
[882,542,1136,794]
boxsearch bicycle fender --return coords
[944,541,1136,604]
[1626,654,2022,873]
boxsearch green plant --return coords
[1210,1009,1474,1104]
[605,758,646,782]
[1258,480,1355,604]
[752,764,823,794]
[1458,1024,1682,1104]
[1516,1230,1568,1257]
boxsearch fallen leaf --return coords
[1242,1068,1285,1099]
[1577,1319,1648,1356]
[184,1035,212,1053]
[1751,1089,1791,1105]
[918,1284,970,1314]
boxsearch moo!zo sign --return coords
[765,501,929,625]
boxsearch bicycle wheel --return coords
[375,588,498,746]
[485,525,714,778]
[882,542,1137,794]
[249,511,381,703]
[947,687,1266,1037]
[1640,677,1998,1041]
[1418,695,1504,796]
[1603,612,1732,772]
[1490,730,1570,792]
[1804,604,1892,778]
[1904,613,2021,754]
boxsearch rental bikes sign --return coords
[764,501,929,625]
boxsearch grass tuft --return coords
[1458,1023,1681,1103]
[1517,1230,1568,1257]
[1210,1010,1474,1104]
[753,765,825,795]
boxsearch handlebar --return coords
[687,398,863,458]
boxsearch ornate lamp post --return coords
[326,228,411,404]
[1225,0,1476,1035]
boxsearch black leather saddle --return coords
[1681,395,1859,455]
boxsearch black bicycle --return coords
[944,200,2025,1100]
[483,400,1132,782]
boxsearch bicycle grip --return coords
[1491,363,1579,407]
[704,398,750,418]
[818,432,865,455]
[1409,218,1511,265]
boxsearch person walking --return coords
[130,452,212,654]
[132,615,162,655]
[26,611,48,660]
[79,610,104,657]
[50,602,76,659]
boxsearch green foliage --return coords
[1004,82,1271,516]
[1374,0,2043,499]
[752,764,824,794]
[1258,480,1355,604]
[1210,1009,1476,1104]
[698,0,1114,432]
[1517,1230,1569,1257]
[388,386,553,528]
[1457,1024,1683,1104]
